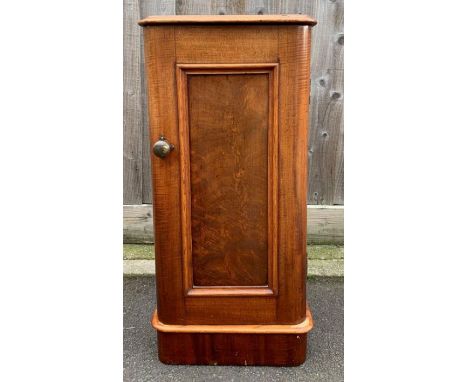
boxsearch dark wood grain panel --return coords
[188,73,269,286]
[157,331,307,366]
[177,64,279,298]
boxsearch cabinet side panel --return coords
[143,26,186,324]
[276,26,311,323]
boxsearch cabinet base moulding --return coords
[152,308,314,366]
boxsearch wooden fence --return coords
[123,0,344,243]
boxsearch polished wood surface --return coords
[141,18,315,365]
[143,25,311,325]
[143,26,185,325]
[152,308,313,334]
[139,14,317,26]
[157,332,308,366]
[175,26,278,64]
[189,72,269,286]
[276,25,311,323]
[176,64,279,296]
[143,24,311,325]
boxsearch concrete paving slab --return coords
[308,259,344,277]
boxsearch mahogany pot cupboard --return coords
[139,14,317,366]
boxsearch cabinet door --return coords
[144,25,310,325]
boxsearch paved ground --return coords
[123,277,343,382]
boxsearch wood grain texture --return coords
[250,0,313,14]
[142,23,313,326]
[123,0,143,204]
[175,0,250,15]
[174,35,283,324]
[307,205,344,244]
[275,25,311,324]
[157,331,308,365]
[143,25,280,325]
[309,69,344,205]
[176,0,211,15]
[186,72,269,287]
[308,0,344,204]
[142,26,186,324]
[140,0,175,17]
[139,14,316,25]
[123,204,344,245]
[176,64,279,296]
[153,308,313,333]
[211,0,246,15]
[139,1,176,204]
[184,296,277,325]
[175,25,278,64]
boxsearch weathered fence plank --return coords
[123,0,144,204]
[124,204,344,245]
[124,0,344,206]
[176,0,211,14]
[308,0,344,204]
[309,69,344,205]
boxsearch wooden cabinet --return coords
[139,14,317,366]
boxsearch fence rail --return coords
[124,204,344,245]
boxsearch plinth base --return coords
[152,308,314,366]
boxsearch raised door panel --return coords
[189,73,269,287]
[177,64,278,298]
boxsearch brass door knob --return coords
[153,136,174,158]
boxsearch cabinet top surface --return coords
[138,14,317,27]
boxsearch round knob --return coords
[153,136,174,158]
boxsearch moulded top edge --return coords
[138,14,317,27]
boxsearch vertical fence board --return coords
[176,0,211,14]
[308,0,344,204]
[213,0,248,15]
[309,69,344,204]
[244,0,266,14]
[124,0,344,206]
[124,0,143,204]
[333,96,344,205]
